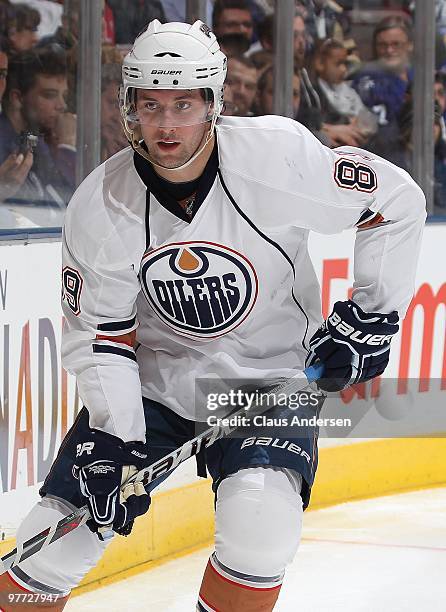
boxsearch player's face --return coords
[137,89,211,169]
[318,48,348,85]
[23,74,68,131]
[375,27,413,72]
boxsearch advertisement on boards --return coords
[0,225,445,532]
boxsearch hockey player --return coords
[0,20,425,612]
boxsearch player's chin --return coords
[152,153,190,169]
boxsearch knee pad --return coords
[12,496,109,593]
[215,466,303,578]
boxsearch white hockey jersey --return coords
[61,115,426,442]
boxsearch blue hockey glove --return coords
[74,429,151,537]
[306,300,399,392]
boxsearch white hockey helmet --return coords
[120,20,227,147]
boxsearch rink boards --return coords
[0,225,445,593]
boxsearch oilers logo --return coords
[140,241,258,338]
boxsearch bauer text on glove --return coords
[306,299,399,392]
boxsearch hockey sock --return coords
[0,570,70,611]
[197,553,283,612]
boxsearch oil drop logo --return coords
[140,241,258,338]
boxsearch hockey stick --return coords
[0,363,324,574]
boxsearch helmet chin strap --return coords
[129,114,218,173]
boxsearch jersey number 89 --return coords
[334,159,377,193]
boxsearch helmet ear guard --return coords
[119,85,139,148]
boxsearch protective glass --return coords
[123,87,214,128]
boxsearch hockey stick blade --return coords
[0,363,323,574]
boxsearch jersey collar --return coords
[133,138,219,224]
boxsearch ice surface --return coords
[68,488,446,611]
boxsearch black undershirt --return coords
[133,139,219,223]
[155,173,200,202]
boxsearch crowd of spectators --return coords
[0,0,74,227]
[0,0,444,227]
[215,0,445,211]
[217,1,393,152]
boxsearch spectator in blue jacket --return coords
[351,15,413,165]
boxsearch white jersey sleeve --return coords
[61,151,147,442]
[217,116,426,317]
[304,137,427,317]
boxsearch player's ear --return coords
[205,91,215,121]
